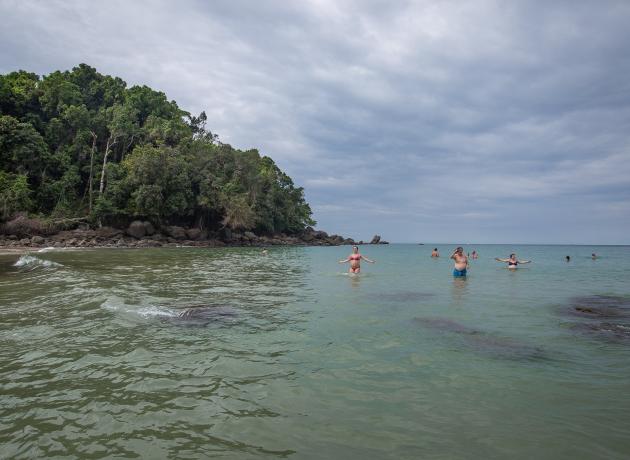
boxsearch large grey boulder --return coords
[126,220,146,239]
[31,235,45,244]
[312,230,329,240]
[186,228,207,241]
[370,235,381,244]
[165,226,187,240]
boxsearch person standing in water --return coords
[495,253,531,269]
[339,246,375,274]
[566,255,571,262]
[431,248,440,258]
[471,250,478,259]
[591,253,597,260]
[450,246,468,277]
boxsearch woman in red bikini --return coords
[339,246,375,273]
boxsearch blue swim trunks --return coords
[453,268,467,277]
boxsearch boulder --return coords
[143,221,156,236]
[126,220,146,239]
[244,231,258,241]
[165,226,187,240]
[186,228,203,240]
[330,234,345,244]
[370,235,381,244]
[301,232,315,242]
[312,230,329,240]
[31,235,45,245]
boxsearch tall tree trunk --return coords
[99,134,117,195]
[88,131,97,213]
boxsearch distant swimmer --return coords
[450,246,468,277]
[495,253,531,269]
[339,245,375,274]
[261,249,268,255]
[592,253,597,260]
[471,250,478,259]
[431,248,440,258]
[566,256,571,262]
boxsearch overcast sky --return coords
[1,0,629,244]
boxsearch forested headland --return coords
[0,64,365,247]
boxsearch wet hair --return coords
[456,246,463,252]
[352,245,358,251]
[510,253,515,258]
[434,248,438,251]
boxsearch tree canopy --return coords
[0,64,315,233]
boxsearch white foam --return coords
[137,305,178,318]
[37,247,56,253]
[13,255,62,268]
[101,297,177,318]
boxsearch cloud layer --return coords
[2,0,629,243]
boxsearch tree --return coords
[0,64,316,235]
[0,172,32,220]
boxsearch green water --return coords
[1,244,629,459]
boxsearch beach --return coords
[1,244,629,459]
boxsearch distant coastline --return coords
[0,216,390,253]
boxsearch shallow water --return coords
[1,244,629,459]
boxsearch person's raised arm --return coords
[519,260,531,264]
[338,256,350,264]
[361,255,375,264]
[495,258,509,262]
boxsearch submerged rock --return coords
[413,317,545,360]
[566,295,630,318]
[570,322,630,343]
[166,304,239,327]
[562,295,630,344]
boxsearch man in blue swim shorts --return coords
[450,246,468,276]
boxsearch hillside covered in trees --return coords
[0,64,315,236]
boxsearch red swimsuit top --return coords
[350,254,361,261]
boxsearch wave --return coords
[13,255,63,269]
[101,297,178,318]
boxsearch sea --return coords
[1,244,629,459]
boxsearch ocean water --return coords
[0,244,629,459]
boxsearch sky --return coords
[1,0,629,244]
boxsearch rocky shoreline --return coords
[0,217,389,251]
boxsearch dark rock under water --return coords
[165,304,239,327]
[562,295,630,344]
[413,317,545,360]
[566,295,630,318]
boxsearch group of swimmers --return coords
[339,245,598,277]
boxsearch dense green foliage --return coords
[0,64,314,233]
